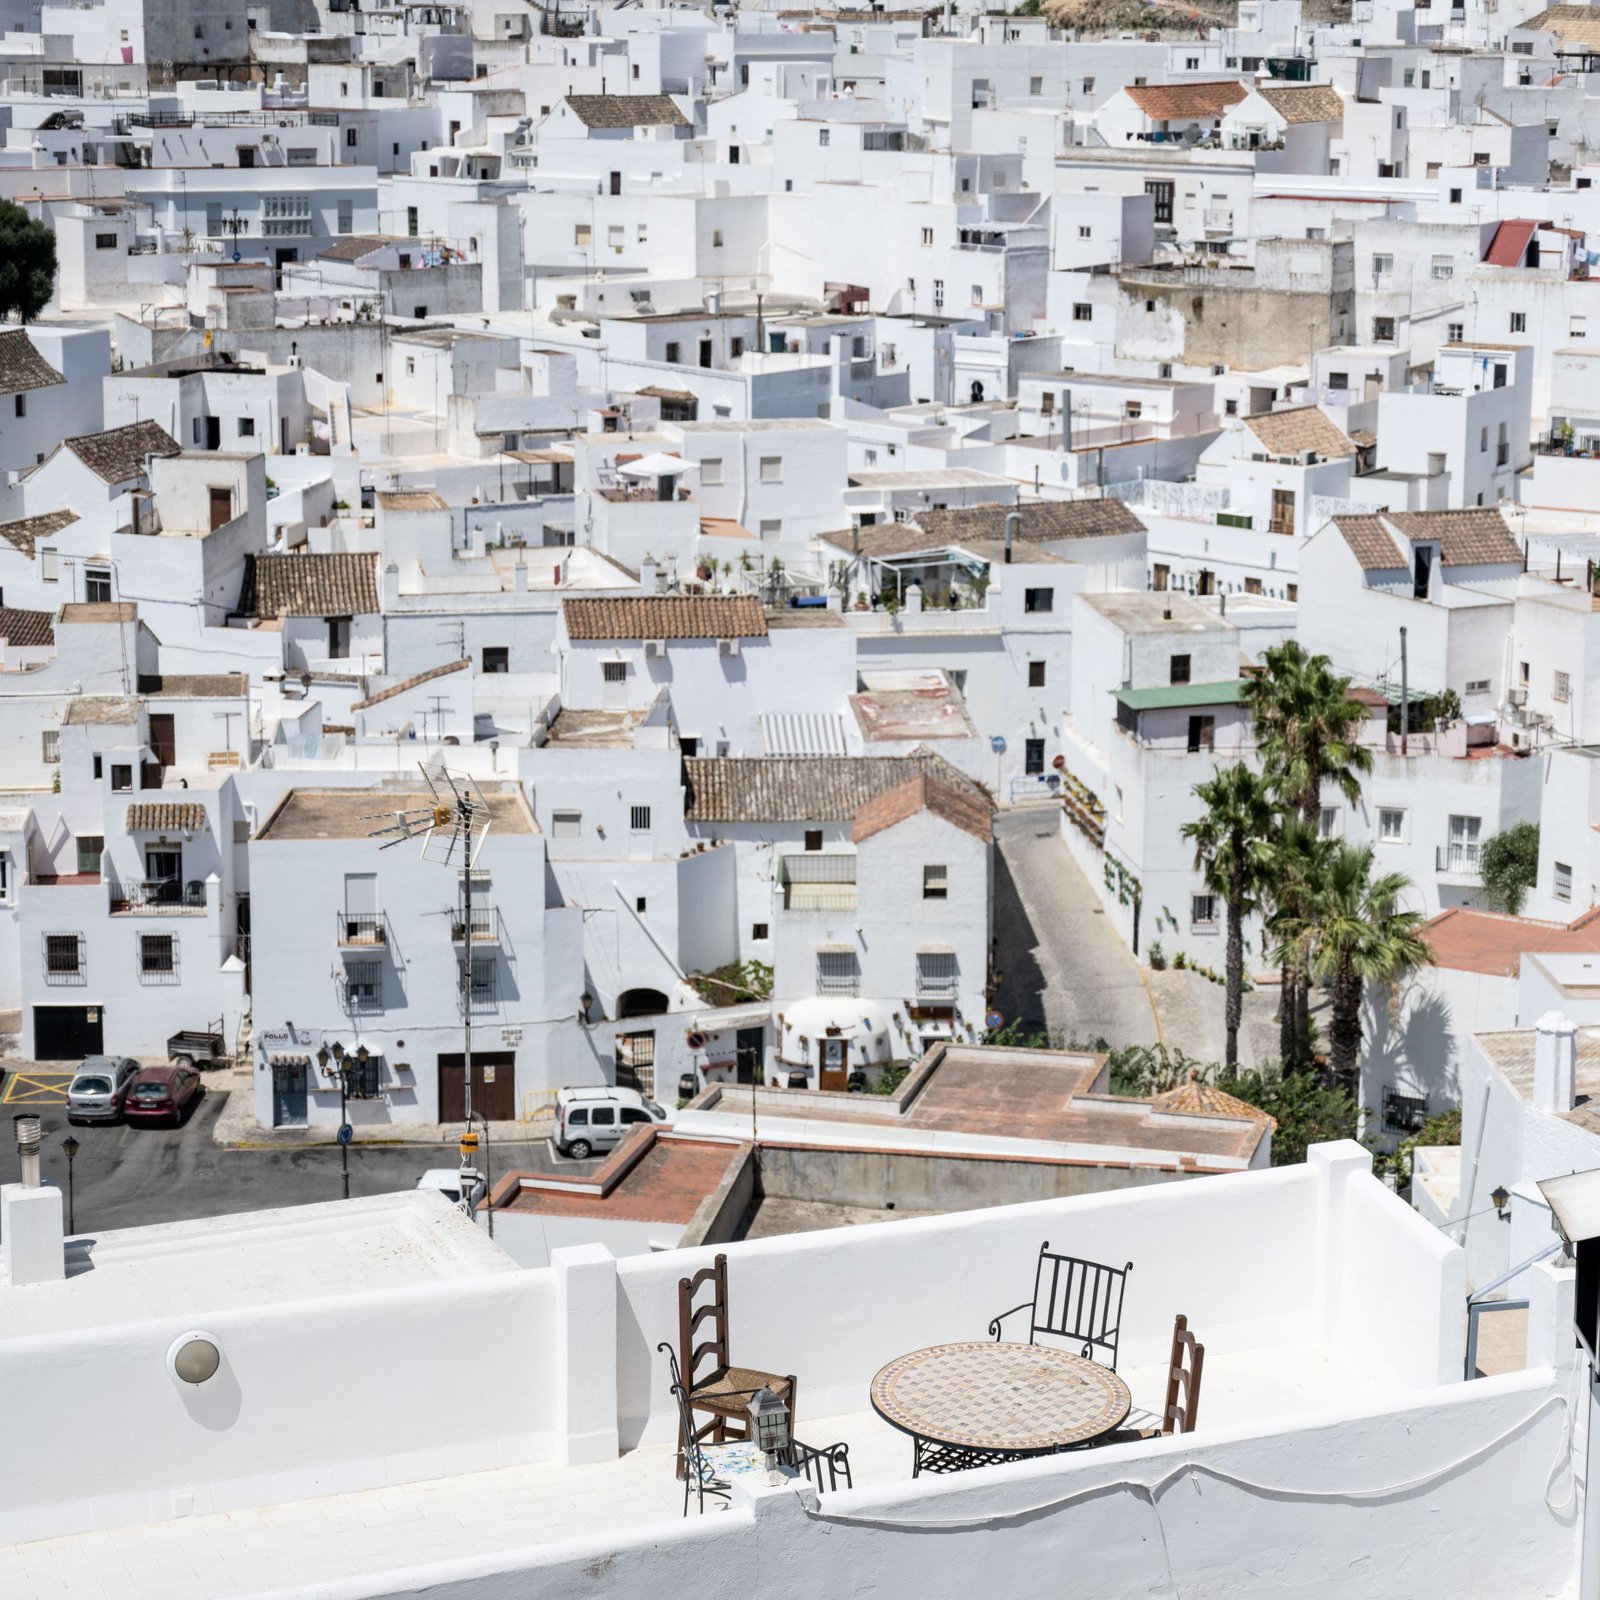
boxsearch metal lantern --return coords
[746,1386,790,1466]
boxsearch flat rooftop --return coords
[257,783,537,839]
[0,1191,511,1343]
[850,680,978,742]
[542,707,648,748]
[500,1134,742,1225]
[1083,591,1235,635]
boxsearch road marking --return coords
[2,1072,73,1106]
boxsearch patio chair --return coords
[677,1253,798,1478]
[787,1438,853,1494]
[1096,1313,1205,1446]
[987,1243,1133,1369]
[659,1342,759,1516]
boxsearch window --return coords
[636,896,647,914]
[602,661,627,683]
[1555,670,1571,703]
[12,393,23,419]
[760,518,782,538]
[1270,489,1295,537]
[1449,188,1462,204]
[760,456,782,483]
[482,647,509,674]
[1024,738,1045,775]
[665,341,681,364]
[1447,322,1464,343]
[1556,862,1574,902]
[345,126,358,148]
[85,567,111,603]
[1373,317,1395,343]
[1027,661,1046,688]
[1125,401,1142,420]
[0,852,8,902]
[111,764,132,792]
[552,810,581,839]
[41,546,58,582]
[45,933,82,978]
[630,805,652,833]
[1144,180,1174,223]
[1078,225,1091,239]
[1073,303,1093,322]
[1379,807,1406,843]
[1287,584,1298,603]
[1479,426,1489,455]
[1520,660,1531,685]
[1319,806,1340,840]
[916,949,958,997]
[1024,587,1053,613]
[1466,679,1490,695]
[818,128,830,146]
[1372,253,1394,276]
[140,934,175,978]
[1152,564,1170,592]
[1511,312,1526,334]
[1383,1087,1430,1136]
[574,223,591,247]
[1030,75,1043,94]
[1186,715,1215,753]
[712,230,724,248]
[1432,258,1455,283]
[1191,894,1217,927]
[924,863,949,900]
[804,829,824,852]
[1169,654,1192,685]
[1083,77,1095,92]
[238,416,256,439]
[1573,316,1588,341]
[752,922,769,941]
[347,958,382,1013]
[468,956,496,1011]
[817,948,859,995]
[41,729,59,764]
[1244,577,1262,596]
[921,227,934,246]
[76,835,103,874]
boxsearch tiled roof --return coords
[0,508,76,558]
[318,235,401,262]
[852,774,994,845]
[136,674,248,698]
[1151,1072,1277,1130]
[1242,405,1356,460]
[1525,4,1600,50]
[353,658,471,711]
[1423,905,1600,977]
[1483,219,1544,268]
[684,752,989,822]
[238,553,381,619]
[0,330,64,394]
[1257,84,1344,124]
[1388,509,1523,566]
[64,419,180,484]
[1332,514,1406,571]
[126,802,206,832]
[0,605,54,647]
[887,498,1144,557]
[562,596,768,640]
[563,94,689,128]
[1124,80,1248,120]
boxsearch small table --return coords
[870,1341,1132,1476]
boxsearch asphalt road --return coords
[991,808,1161,1051]
[0,1092,602,1235]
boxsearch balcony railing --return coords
[337,911,387,947]
[450,906,501,944]
[1436,842,1482,876]
[109,880,207,915]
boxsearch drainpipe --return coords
[1399,625,1409,756]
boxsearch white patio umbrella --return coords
[617,452,697,478]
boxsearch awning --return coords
[916,942,955,955]
[818,942,855,954]
[694,1005,771,1032]
[762,711,848,757]
[267,1053,310,1067]
[1113,680,1248,713]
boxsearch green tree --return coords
[1222,1065,1361,1166]
[0,202,56,324]
[1182,764,1278,1070]
[1284,843,1434,1092]
[1244,640,1374,822]
[1264,816,1333,1068]
[1479,821,1541,915]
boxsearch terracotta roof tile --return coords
[685,752,988,822]
[238,552,380,619]
[1524,5,1600,51]
[1421,905,1600,978]
[0,605,54,647]
[1332,514,1406,571]
[894,498,1144,556]
[126,802,207,831]
[1124,80,1249,120]
[1151,1071,1276,1130]
[0,330,64,394]
[1387,508,1523,566]
[1243,405,1356,460]
[563,595,767,640]
[62,419,180,484]
[352,657,471,711]
[0,508,75,558]
[1257,84,1344,124]
[1483,219,1545,268]
[564,94,689,129]
[137,673,249,698]
[852,773,994,845]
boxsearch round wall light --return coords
[167,1331,222,1386]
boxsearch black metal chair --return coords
[788,1438,853,1493]
[988,1243,1133,1369]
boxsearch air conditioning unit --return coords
[1508,687,1528,707]
[719,637,741,657]
[643,639,665,658]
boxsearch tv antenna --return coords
[366,761,494,1202]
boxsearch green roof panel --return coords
[1113,679,1249,712]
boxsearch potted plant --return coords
[1173,950,1187,970]
[1148,941,1166,971]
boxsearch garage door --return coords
[437,1052,516,1122]
[33,1005,104,1060]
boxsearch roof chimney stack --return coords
[1,1115,64,1286]
[1535,1011,1578,1114]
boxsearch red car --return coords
[124,1065,204,1126]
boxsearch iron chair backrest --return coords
[679,1252,732,1394]
[787,1439,853,1494]
[1161,1313,1204,1435]
[658,1340,725,1512]
[991,1244,1133,1369]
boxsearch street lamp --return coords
[221,205,246,263]
[60,1134,79,1235]
[318,1045,352,1199]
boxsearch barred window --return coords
[140,934,174,974]
[41,730,60,764]
[347,958,382,1013]
[46,934,82,975]
[915,950,957,996]
[816,949,859,995]
[923,864,948,900]
[630,805,652,832]
[468,955,496,1010]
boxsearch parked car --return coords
[554,1085,669,1160]
[124,1065,205,1127]
[415,1168,488,1214]
[66,1056,142,1124]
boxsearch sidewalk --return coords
[208,1064,552,1151]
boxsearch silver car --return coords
[66,1057,141,1124]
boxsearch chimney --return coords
[1534,1011,1578,1114]
[1,1116,65,1285]
[513,559,528,594]
[1004,510,1019,565]
[383,562,400,603]
[641,553,659,593]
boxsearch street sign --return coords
[986,1010,1004,1032]
[990,735,1007,754]
[337,1123,353,1146]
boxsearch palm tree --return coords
[1264,816,1333,1069]
[1182,765,1278,1070]
[1290,844,1434,1091]
[1244,641,1374,824]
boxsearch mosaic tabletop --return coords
[870,1341,1132,1452]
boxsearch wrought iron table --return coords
[870,1340,1132,1475]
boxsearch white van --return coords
[555,1085,669,1159]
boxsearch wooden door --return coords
[208,486,233,530]
[438,1052,517,1122]
[147,713,176,767]
[819,1037,848,1092]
